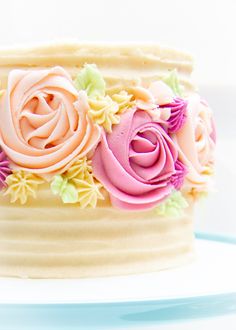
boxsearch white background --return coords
[0,1,236,328]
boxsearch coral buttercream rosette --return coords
[0,64,216,210]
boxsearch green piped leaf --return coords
[51,175,78,204]
[155,191,188,218]
[74,64,106,98]
[60,183,78,204]
[163,69,183,96]
[51,175,64,195]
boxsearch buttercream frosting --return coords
[155,190,189,217]
[51,175,78,204]
[0,43,215,279]
[72,174,104,208]
[0,199,194,278]
[74,64,106,98]
[0,67,101,176]
[171,159,188,190]
[0,43,195,92]
[163,69,183,96]
[175,94,215,190]
[0,148,11,189]
[66,157,92,180]
[4,171,44,204]
[50,156,104,206]
[88,95,120,133]
[92,108,183,210]
[110,91,134,113]
[163,97,188,133]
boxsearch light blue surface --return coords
[196,232,236,245]
[1,292,236,329]
[1,232,236,330]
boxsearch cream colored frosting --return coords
[0,43,195,93]
[0,188,194,278]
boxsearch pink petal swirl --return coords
[171,159,188,190]
[161,97,187,133]
[92,108,180,210]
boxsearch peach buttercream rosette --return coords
[0,66,101,176]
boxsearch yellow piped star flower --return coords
[72,173,104,208]
[187,187,209,201]
[88,95,120,133]
[51,157,104,207]
[66,157,92,180]
[4,171,44,204]
[111,91,134,114]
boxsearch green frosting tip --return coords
[163,69,184,96]
[155,191,188,218]
[74,64,106,98]
[51,175,78,204]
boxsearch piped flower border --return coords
[0,65,216,215]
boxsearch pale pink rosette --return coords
[175,94,216,189]
[134,81,187,134]
[0,67,101,176]
[92,108,181,210]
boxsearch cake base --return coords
[0,197,194,278]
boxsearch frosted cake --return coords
[0,44,216,278]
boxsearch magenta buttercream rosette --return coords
[0,148,12,189]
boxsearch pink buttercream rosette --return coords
[92,108,185,210]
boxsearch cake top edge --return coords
[0,41,193,62]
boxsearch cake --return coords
[0,43,216,278]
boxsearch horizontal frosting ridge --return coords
[0,205,194,278]
[0,43,194,92]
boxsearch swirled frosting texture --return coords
[0,67,101,175]
[176,94,216,190]
[164,97,188,133]
[92,108,179,210]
